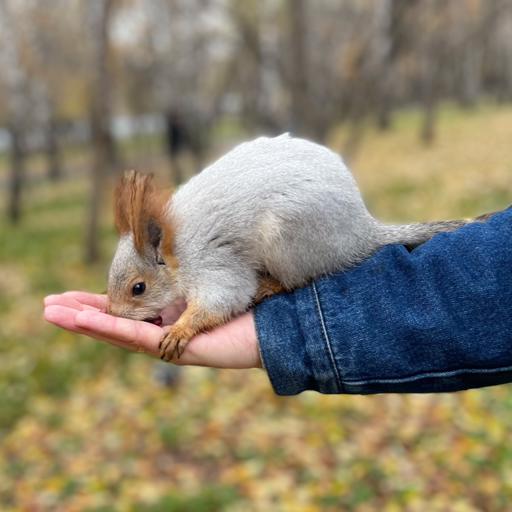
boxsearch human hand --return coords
[43,292,262,369]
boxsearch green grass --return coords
[131,486,239,512]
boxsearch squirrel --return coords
[107,133,484,361]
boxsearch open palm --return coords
[44,291,261,369]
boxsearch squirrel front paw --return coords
[158,301,227,362]
[159,324,193,362]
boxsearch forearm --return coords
[255,208,512,395]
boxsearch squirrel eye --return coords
[132,282,146,296]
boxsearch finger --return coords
[44,294,100,312]
[44,305,145,352]
[45,304,84,332]
[61,291,108,311]
[75,310,161,356]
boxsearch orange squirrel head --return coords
[107,171,177,324]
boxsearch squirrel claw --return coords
[159,326,191,362]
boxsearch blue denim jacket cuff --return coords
[254,285,343,396]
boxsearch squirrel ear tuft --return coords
[114,170,169,254]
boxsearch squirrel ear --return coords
[147,218,162,249]
[148,219,167,265]
[114,170,169,255]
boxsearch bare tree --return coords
[483,0,512,102]
[286,0,310,136]
[1,0,507,194]
[26,7,65,182]
[0,0,30,223]
[371,0,418,130]
[227,1,265,130]
[84,0,116,263]
[31,83,62,182]
[139,0,220,183]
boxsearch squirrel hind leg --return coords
[253,275,286,304]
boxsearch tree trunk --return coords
[287,0,309,136]
[373,0,394,131]
[84,0,115,264]
[0,0,29,224]
[46,117,62,182]
[421,74,437,146]
[6,125,25,223]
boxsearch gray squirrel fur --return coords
[108,134,466,359]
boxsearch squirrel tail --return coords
[378,219,469,250]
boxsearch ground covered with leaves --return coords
[1,105,512,511]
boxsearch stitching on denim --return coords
[312,282,342,392]
[344,364,512,386]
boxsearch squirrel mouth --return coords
[144,315,163,326]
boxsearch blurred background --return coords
[1,0,512,510]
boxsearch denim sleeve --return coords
[254,208,512,395]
